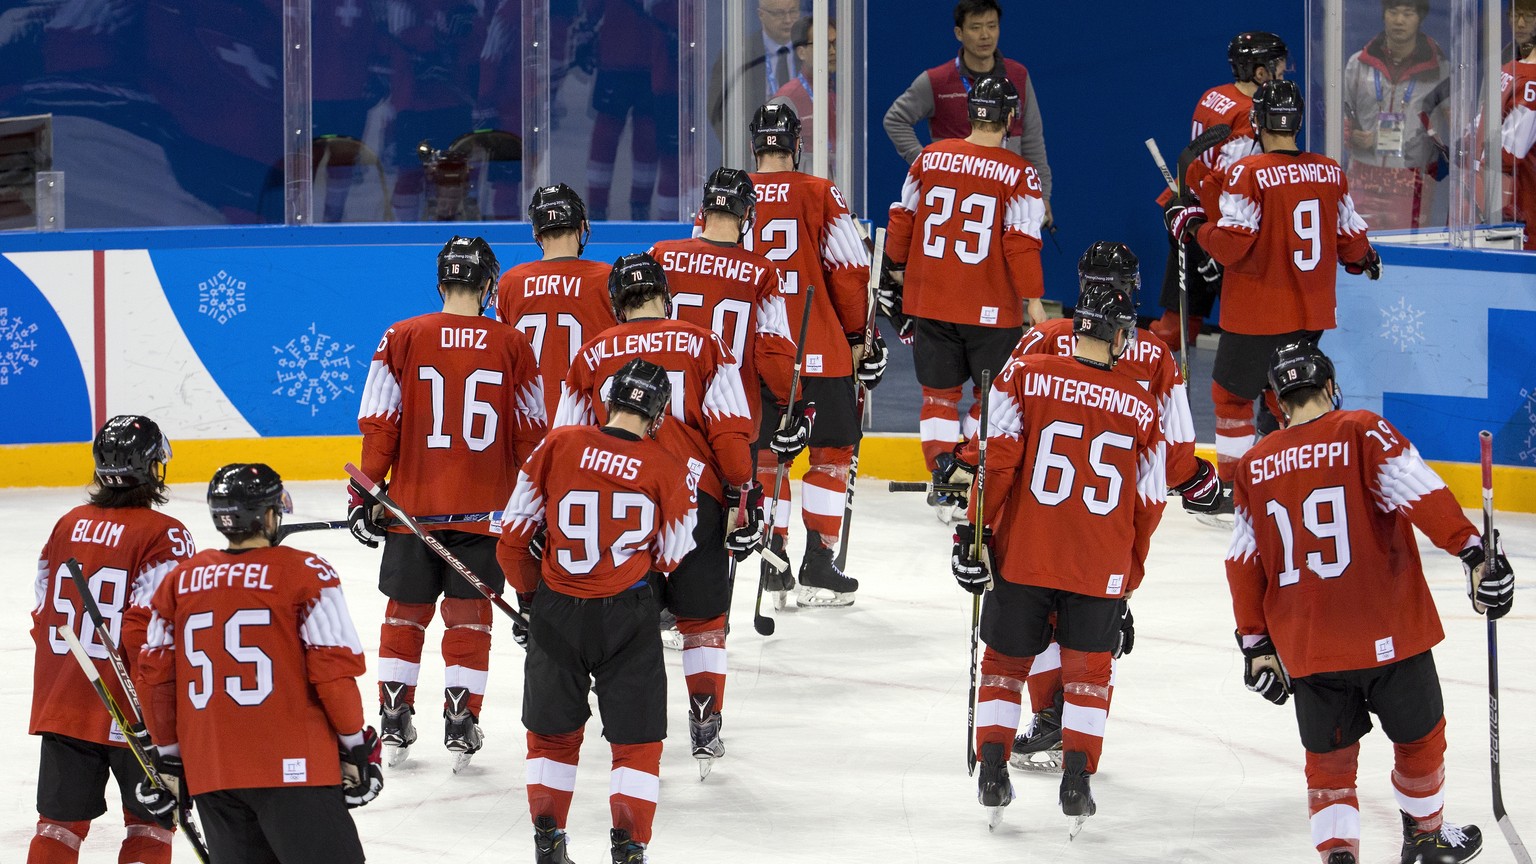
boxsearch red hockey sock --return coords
[919,385,964,471]
[28,818,88,864]
[802,446,853,544]
[963,386,983,438]
[1212,380,1255,482]
[527,729,584,827]
[1306,744,1361,861]
[1393,717,1448,832]
[756,449,791,540]
[120,812,173,864]
[610,741,663,844]
[1059,648,1113,773]
[677,615,727,713]
[441,597,492,716]
[379,600,434,707]
[1025,641,1063,714]
[975,647,1033,756]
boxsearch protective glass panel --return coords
[1499,1,1536,248]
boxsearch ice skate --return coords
[795,532,857,607]
[1399,811,1482,864]
[761,534,794,611]
[443,686,484,773]
[977,742,1014,831]
[1060,751,1096,839]
[1010,691,1063,772]
[610,827,648,864]
[379,683,417,767]
[689,693,724,780]
[1194,486,1234,530]
[658,608,683,651]
[534,815,575,864]
[1326,852,1357,864]
[926,487,965,526]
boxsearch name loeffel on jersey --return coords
[580,445,642,480]
[919,150,1022,186]
[579,330,708,370]
[522,274,587,298]
[440,326,488,349]
[1248,161,1343,190]
[177,561,275,594]
[1249,441,1351,485]
[654,249,766,284]
[71,518,125,548]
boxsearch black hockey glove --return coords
[1344,246,1382,280]
[1459,532,1514,620]
[347,479,386,548]
[340,727,384,808]
[854,329,889,390]
[1195,250,1223,286]
[1174,458,1224,514]
[723,482,765,561]
[769,401,815,464]
[1236,632,1290,705]
[513,591,535,648]
[951,523,993,594]
[528,524,547,561]
[1113,603,1135,658]
[931,450,977,506]
[878,267,915,345]
[1163,197,1207,243]
[134,748,184,829]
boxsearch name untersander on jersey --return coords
[580,330,711,370]
[1249,441,1350,485]
[654,249,768,285]
[920,150,1022,187]
[1017,370,1155,431]
[1249,161,1344,190]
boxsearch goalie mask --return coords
[607,253,671,322]
[606,358,672,437]
[207,463,292,543]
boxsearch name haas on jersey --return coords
[441,327,488,349]
[579,445,641,480]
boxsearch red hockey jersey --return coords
[649,236,796,416]
[136,546,367,794]
[553,318,754,503]
[1194,151,1373,335]
[1500,59,1536,249]
[1186,83,1262,204]
[1225,410,1478,678]
[497,425,701,598]
[888,138,1044,328]
[496,258,618,420]
[32,505,195,746]
[358,311,547,532]
[743,170,870,378]
[961,353,1166,597]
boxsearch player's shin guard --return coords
[919,386,964,471]
[963,386,983,439]
[1392,717,1448,833]
[1059,648,1113,774]
[1305,743,1362,863]
[610,741,663,845]
[27,818,88,864]
[527,729,584,828]
[1026,641,1063,714]
[975,647,1033,755]
[442,598,492,717]
[120,812,173,864]
[801,447,853,543]
[756,450,791,541]
[379,600,434,707]
[1212,381,1255,482]
[678,616,727,712]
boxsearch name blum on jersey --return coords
[1249,441,1351,485]
[581,445,642,481]
[578,330,711,371]
[70,518,126,548]
[918,150,1023,186]
[1010,370,1156,431]
[522,274,588,298]
[654,249,767,285]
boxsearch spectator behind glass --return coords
[1511,0,1536,62]
[770,16,836,175]
[709,0,804,138]
[882,0,1053,220]
[1341,0,1450,231]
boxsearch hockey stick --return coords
[965,369,993,777]
[887,480,967,495]
[754,284,819,637]
[836,227,887,572]
[1145,138,1178,193]
[1481,430,1533,864]
[1155,123,1231,381]
[277,510,506,541]
[345,463,528,629]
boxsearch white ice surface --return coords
[3,480,1533,863]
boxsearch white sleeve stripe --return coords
[357,360,402,420]
[986,384,1023,441]
[1217,191,1261,232]
[894,173,920,213]
[1372,445,1447,511]
[755,294,793,340]
[1225,506,1258,562]
[1004,194,1045,240]
[1136,441,1167,505]
[34,560,49,613]
[656,508,700,568]
[300,586,365,653]
[144,611,174,650]
[1337,193,1368,236]
[1503,104,1536,160]
[504,468,547,538]
[822,214,872,269]
[703,362,753,420]
[551,385,594,429]
[516,378,548,428]
[1216,137,1260,172]
[130,560,179,609]
[1159,384,1197,446]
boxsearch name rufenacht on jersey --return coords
[655,250,766,285]
[1249,441,1350,485]
[582,330,706,369]
[920,150,1021,187]
[579,445,641,481]
[71,518,124,548]
[1252,161,1342,190]
[1020,371,1155,430]
[177,561,274,594]
[523,274,585,297]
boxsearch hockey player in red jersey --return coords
[497,184,618,420]
[135,464,381,863]
[1150,31,1288,348]
[887,75,1046,491]
[1225,342,1510,864]
[28,416,194,864]
[946,280,1165,829]
[499,359,699,864]
[351,236,547,769]
[1500,37,1536,249]
[553,253,762,779]
[745,102,880,606]
[1165,80,1380,499]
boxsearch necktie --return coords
[773,46,790,94]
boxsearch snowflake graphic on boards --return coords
[1520,388,1536,466]
[198,270,248,324]
[273,323,356,416]
[0,308,40,386]
[1378,296,1426,352]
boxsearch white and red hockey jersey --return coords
[495,258,618,421]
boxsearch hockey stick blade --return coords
[887,481,969,495]
[278,510,507,541]
[1176,123,1231,197]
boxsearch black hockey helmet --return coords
[750,102,803,166]
[1228,31,1289,82]
[207,463,292,539]
[528,183,590,252]
[607,358,672,436]
[438,235,500,293]
[608,252,671,322]
[700,167,756,223]
[1268,340,1336,400]
[1251,80,1304,137]
[967,75,1019,126]
[1078,241,1141,298]
[1073,281,1138,359]
[93,415,171,488]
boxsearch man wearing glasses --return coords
[709,0,804,137]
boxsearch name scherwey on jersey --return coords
[495,258,617,420]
